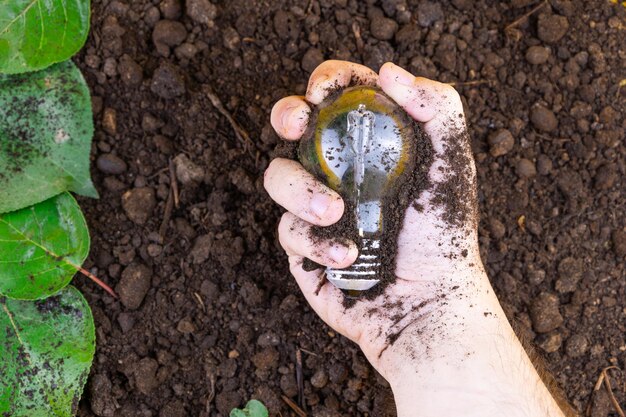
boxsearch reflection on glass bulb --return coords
[299,86,415,293]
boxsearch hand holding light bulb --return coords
[264,61,569,417]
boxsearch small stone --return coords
[555,257,583,293]
[302,48,324,73]
[489,218,506,239]
[116,263,152,310]
[222,26,240,50]
[536,332,562,353]
[103,58,117,77]
[230,167,255,194]
[537,14,569,43]
[273,10,301,40]
[536,154,553,175]
[257,332,280,348]
[142,113,164,132]
[159,0,181,19]
[557,170,584,199]
[370,15,398,41]
[151,63,185,99]
[190,234,213,264]
[251,348,279,371]
[530,104,558,132]
[215,391,242,416]
[516,158,536,179]
[240,280,264,306]
[612,230,626,258]
[186,0,217,25]
[89,374,115,416]
[118,55,143,86]
[160,400,185,417]
[145,6,161,26]
[153,134,174,154]
[174,153,205,185]
[153,20,187,55]
[525,46,550,65]
[122,188,156,225]
[311,369,328,388]
[434,34,457,71]
[570,101,592,118]
[134,358,159,394]
[487,129,515,157]
[565,334,588,357]
[527,266,546,285]
[200,279,218,301]
[526,218,542,236]
[97,153,127,175]
[212,235,245,269]
[174,42,198,60]
[147,244,163,257]
[280,373,298,397]
[102,108,117,135]
[117,312,135,333]
[417,1,443,27]
[328,363,348,384]
[594,164,617,190]
[529,292,563,333]
[177,318,196,333]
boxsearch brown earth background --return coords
[73,0,625,416]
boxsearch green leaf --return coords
[0,192,90,300]
[230,400,269,417]
[0,0,91,74]
[0,285,95,417]
[0,60,98,213]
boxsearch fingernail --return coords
[310,192,332,219]
[329,244,350,264]
[389,63,415,87]
[281,106,297,134]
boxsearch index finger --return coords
[306,60,378,105]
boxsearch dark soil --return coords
[74,0,625,416]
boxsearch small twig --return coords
[352,21,364,56]
[602,367,625,417]
[193,292,206,313]
[169,158,179,209]
[587,366,625,417]
[205,371,216,414]
[505,0,548,31]
[446,80,493,87]
[203,85,255,155]
[77,266,118,299]
[281,395,307,417]
[617,79,626,99]
[298,347,319,357]
[296,349,305,411]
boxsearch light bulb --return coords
[299,86,415,293]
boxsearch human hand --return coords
[265,60,486,365]
[264,61,567,417]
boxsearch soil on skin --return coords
[75,1,624,416]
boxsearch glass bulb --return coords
[299,86,415,293]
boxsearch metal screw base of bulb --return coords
[325,239,381,291]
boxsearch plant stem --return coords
[76,265,118,299]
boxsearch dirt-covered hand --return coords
[264,60,488,377]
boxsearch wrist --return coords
[369,270,566,417]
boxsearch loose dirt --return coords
[74,1,624,416]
